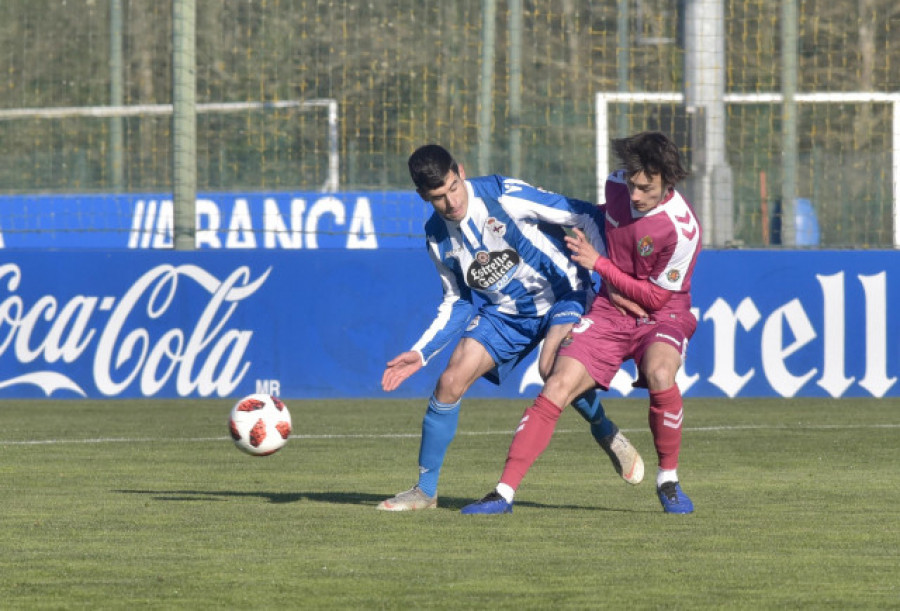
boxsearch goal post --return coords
[596,91,900,249]
[0,98,340,193]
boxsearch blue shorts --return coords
[463,291,590,385]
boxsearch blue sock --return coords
[571,389,617,442]
[416,395,460,497]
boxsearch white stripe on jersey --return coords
[654,192,700,292]
[410,242,473,363]
[500,193,608,258]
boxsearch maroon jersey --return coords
[602,170,701,313]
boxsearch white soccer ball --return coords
[228,393,292,456]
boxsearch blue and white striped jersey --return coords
[411,175,607,365]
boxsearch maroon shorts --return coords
[557,296,697,389]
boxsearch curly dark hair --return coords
[612,131,688,187]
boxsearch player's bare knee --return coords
[643,363,677,391]
[434,371,466,402]
[541,375,576,407]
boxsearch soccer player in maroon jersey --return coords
[462,131,701,514]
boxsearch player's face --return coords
[626,171,668,213]
[420,169,468,222]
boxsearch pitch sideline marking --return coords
[2,423,899,446]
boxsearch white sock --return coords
[496,482,515,503]
[656,468,678,488]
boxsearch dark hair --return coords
[611,131,688,187]
[408,144,460,191]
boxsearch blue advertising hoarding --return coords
[0,191,427,250]
[0,248,897,400]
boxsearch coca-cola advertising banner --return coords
[0,248,897,399]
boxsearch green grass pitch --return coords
[2,396,898,608]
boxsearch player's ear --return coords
[458,163,466,180]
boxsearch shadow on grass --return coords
[114,489,380,505]
[113,488,647,512]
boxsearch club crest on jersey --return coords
[486,217,507,238]
[466,315,481,331]
[666,268,681,283]
[466,249,520,290]
[638,235,654,256]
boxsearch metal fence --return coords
[1,0,898,247]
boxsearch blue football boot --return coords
[460,490,513,515]
[657,481,694,514]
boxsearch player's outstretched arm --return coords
[382,351,424,392]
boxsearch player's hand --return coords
[608,283,648,318]
[565,228,600,271]
[381,351,424,392]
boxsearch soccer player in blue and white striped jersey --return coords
[376,144,645,512]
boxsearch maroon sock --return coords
[500,394,564,490]
[648,385,683,471]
